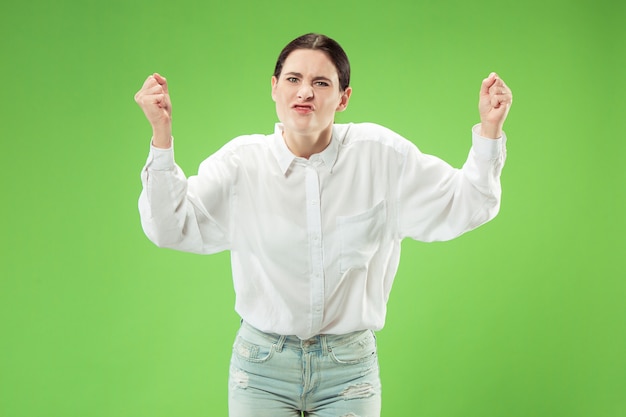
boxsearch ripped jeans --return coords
[228,321,382,417]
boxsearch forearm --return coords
[455,125,506,210]
[139,145,189,247]
[138,143,231,254]
[399,125,506,241]
[152,125,173,149]
[465,124,507,191]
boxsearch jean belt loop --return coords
[320,334,329,356]
[275,335,286,353]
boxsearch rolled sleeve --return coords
[144,138,176,171]
[471,124,506,160]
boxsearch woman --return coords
[135,33,512,417]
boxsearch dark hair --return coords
[273,33,351,91]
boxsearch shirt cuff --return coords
[471,124,505,160]
[146,137,175,171]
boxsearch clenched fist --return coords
[135,73,172,148]
[479,72,513,139]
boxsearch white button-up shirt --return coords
[139,122,506,339]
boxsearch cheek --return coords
[273,97,288,121]
[274,90,290,106]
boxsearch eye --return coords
[314,81,330,87]
[286,77,299,83]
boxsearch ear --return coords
[271,76,278,102]
[336,87,352,112]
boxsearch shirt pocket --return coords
[337,200,387,274]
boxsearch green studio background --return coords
[1,0,624,416]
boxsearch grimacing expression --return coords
[271,49,351,138]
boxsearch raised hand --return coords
[479,73,513,139]
[135,73,172,148]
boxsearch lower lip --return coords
[293,107,313,114]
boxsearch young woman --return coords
[135,33,512,417]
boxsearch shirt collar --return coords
[270,123,341,175]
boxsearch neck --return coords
[283,124,333,159]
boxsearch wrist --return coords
[480,122,503,139]
[152,126,172,149]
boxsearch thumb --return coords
[480,72,497,97]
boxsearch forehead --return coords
[282,49,339,79]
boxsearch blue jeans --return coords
[228,321,382,417]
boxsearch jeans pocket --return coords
[233,335,276,363]
[329,331,378,365]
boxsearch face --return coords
[271,49,351,140]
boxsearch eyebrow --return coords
[284,72,333,83]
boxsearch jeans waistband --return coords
[239,321,373,354]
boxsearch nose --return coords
[297,84,313,101]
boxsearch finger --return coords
[140,74,160,90]
[499,92,513,106]
[489,86,508,96]
[143,83,167,96]
[491,92,513,109]
[489,79,510,97]
[144,93,169,105]
[153,73,168,93]
[480,72,498,96]
[135,88,162,104]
